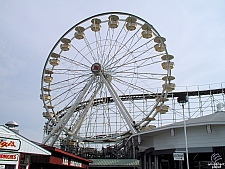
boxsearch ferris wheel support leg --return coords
[108,81,134,124]
[68,84,102,136]
[100,72,137,134]
[42,76,95,145]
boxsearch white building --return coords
[0,124,51,169]
[127,110,225,169]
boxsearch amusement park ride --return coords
[40,12,225,159]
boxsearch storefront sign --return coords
[70,159,82,167]
[0,138,20,151]
[0,165,5,169]
[173,153,184,161]
[0,152,19,161]
[62,156,68,165]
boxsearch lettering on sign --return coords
[0,152,18,161]
[70,159,82,167]
[0,138,21,151]
[62,156,68,165]
[173,153,184,161]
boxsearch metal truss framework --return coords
[61,83,225,158]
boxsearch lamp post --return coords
[177,95,189,169]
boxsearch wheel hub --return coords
[91,63,101,75]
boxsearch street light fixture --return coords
[177,94,189,169]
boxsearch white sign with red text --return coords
[0,138,21,151]
[70,159,82,167]
[173,153,184,161]
[0,152,19,161]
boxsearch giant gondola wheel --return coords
[41,12,175,149]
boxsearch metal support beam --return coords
[144,153,147,169]
[42,76,95,145]
[100,72,137,134]
[69,84,102,136]
[149,154,152,169]
[154,155,158,169]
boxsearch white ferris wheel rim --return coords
[40,12,173,145]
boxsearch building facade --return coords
[126,111,225,169]
[31,144,92,169]
[0,125,92,169]
[0,125,51,169]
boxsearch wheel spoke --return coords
[41,12,173,149]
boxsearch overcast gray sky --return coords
[0,1,224,142]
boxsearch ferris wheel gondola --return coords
[40,12,174,147]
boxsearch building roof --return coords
[90,159,139,166]
[131,111,225,137]
[0,125,51,155]
[171,111,225,127]
[39,144,92,163]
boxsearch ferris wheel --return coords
[40,12,175,147]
